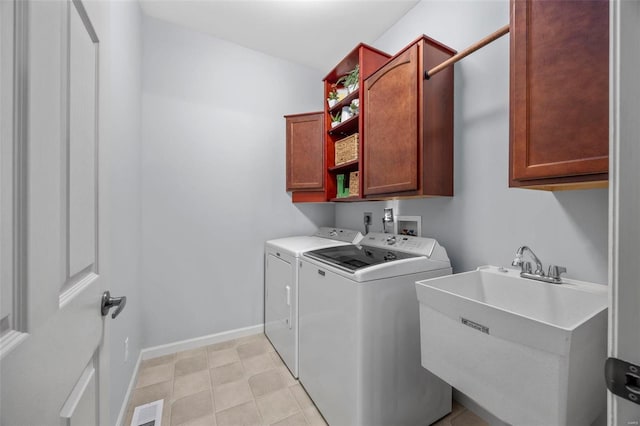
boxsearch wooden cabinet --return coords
[324,44,390,201]
[285,112,326,202]
[363,36,455,197]
[509,0,609,190]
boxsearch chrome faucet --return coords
[512,246,567,284]
[382,208,394,233]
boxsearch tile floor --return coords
[124,333,487,426]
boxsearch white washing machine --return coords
[264,227,363,378]
[299,232,453,426]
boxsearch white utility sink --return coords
[415,265,608,426]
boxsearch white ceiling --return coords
[139,0,419,72]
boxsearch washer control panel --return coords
[362,233,436,257]
[314,227,363,244]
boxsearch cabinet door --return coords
[510,0,608,187]
[363,45,419,195]
[286,112,324,191]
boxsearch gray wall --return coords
[106,0,143,423]
[140,17,334,348]
[335,0,609,284]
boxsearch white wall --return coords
[105,1,143,423]
[140,17,334,347]
[335,0,609,284]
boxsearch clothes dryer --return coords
[264,227,362,378]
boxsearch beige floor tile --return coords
[288,384,313,410]
[179,413,217,426]
[208,348,241,368]
[276,366,297,387]
[235,333,266,345]
[215,401,262,426]
[213,379,254,412]
[248,369,290,398]
[141,353,176,369]
[242,353,275,377]
[176,347,207,360]
[237,339,271,360]
[173,370,212,402]
[207,340,237,353]
[269,352,285,368]
[211,361,245,387]
[171,390,214,426]
[255,388,301,425]
[175,353,208,377]
[163,402,172,426]
[270,412,308,426]
[136,363,174,388]
[123,407,134,426]
[301,406,327,426]
[129,380,173,408]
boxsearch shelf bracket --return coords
[424,24,510,80]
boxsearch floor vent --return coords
[131,399,164,426]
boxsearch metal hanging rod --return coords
[425,24,510,80]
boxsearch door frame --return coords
[607,0,640,423]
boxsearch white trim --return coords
[0,330,29,360]
[59,361,95,419]
[115,324,264,426]
[607,0,619,422]
[140,323,264,361]
[115,350,143,426]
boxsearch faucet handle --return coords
[522,261,532,274]
[548,265,567,279]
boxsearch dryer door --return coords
[264,251,296,376]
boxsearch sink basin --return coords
[415,265,607,426]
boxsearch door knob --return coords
[101,291,127,319]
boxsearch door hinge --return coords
[605,357,640,405]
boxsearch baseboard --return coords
[115,350,143,426]
[141,323,264,360]
[115,323,264,426]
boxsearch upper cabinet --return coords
[324,44,391,201]
[285,112,326,202]
[363,36,455,197]
[509,0,609,190]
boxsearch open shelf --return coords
[323,44,391,202]
[330,196,362,202]
[328,115,359,136]
[328,90,359,115]
[329,159,359,173]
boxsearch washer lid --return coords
[304,244,419,273]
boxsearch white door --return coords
[607,0,640,424]
[0,1,122,424]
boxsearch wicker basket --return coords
[335,134,359,166]
[349,171,360,197]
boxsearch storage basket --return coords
[335,134,359,166]
[349,171,359,197]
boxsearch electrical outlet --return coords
[124,337,129,363]
[364,212,372,225]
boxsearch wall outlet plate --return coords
[364,212,372,225]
